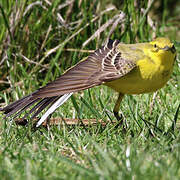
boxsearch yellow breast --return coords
[105,55,174,95]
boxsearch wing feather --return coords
[1,39,138,122]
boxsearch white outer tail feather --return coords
[36,93,73,127]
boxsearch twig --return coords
[15,117,114,127]
[63,48,94,53]
[139,0,155,26]
[83,11,124,48]
[17,53,49,69]
[65,0,75,22]
[40,24,52,51]
[106,11,126,41]
[0,80,10,84]
[58,0,75,10]
[23,1,46,16]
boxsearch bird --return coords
[0,37,176,127]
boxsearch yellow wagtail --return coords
[0,37,176,127]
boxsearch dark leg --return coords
[113,93,124,127]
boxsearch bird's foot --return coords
[113,112,126,130]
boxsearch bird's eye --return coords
[151,43,159,52]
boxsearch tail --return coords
[0,94,55,121]
[0,93,72,125]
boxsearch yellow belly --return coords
[104,58,173,95]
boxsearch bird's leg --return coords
[113,93,124,127]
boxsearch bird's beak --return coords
[161,45,176,54]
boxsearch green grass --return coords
[0,0,180,179]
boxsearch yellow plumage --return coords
[105,38,175,94]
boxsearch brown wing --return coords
[1,39,136,121]
[33,39,136,98]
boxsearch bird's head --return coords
[149,37,176,65]
[150,37,176,55]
